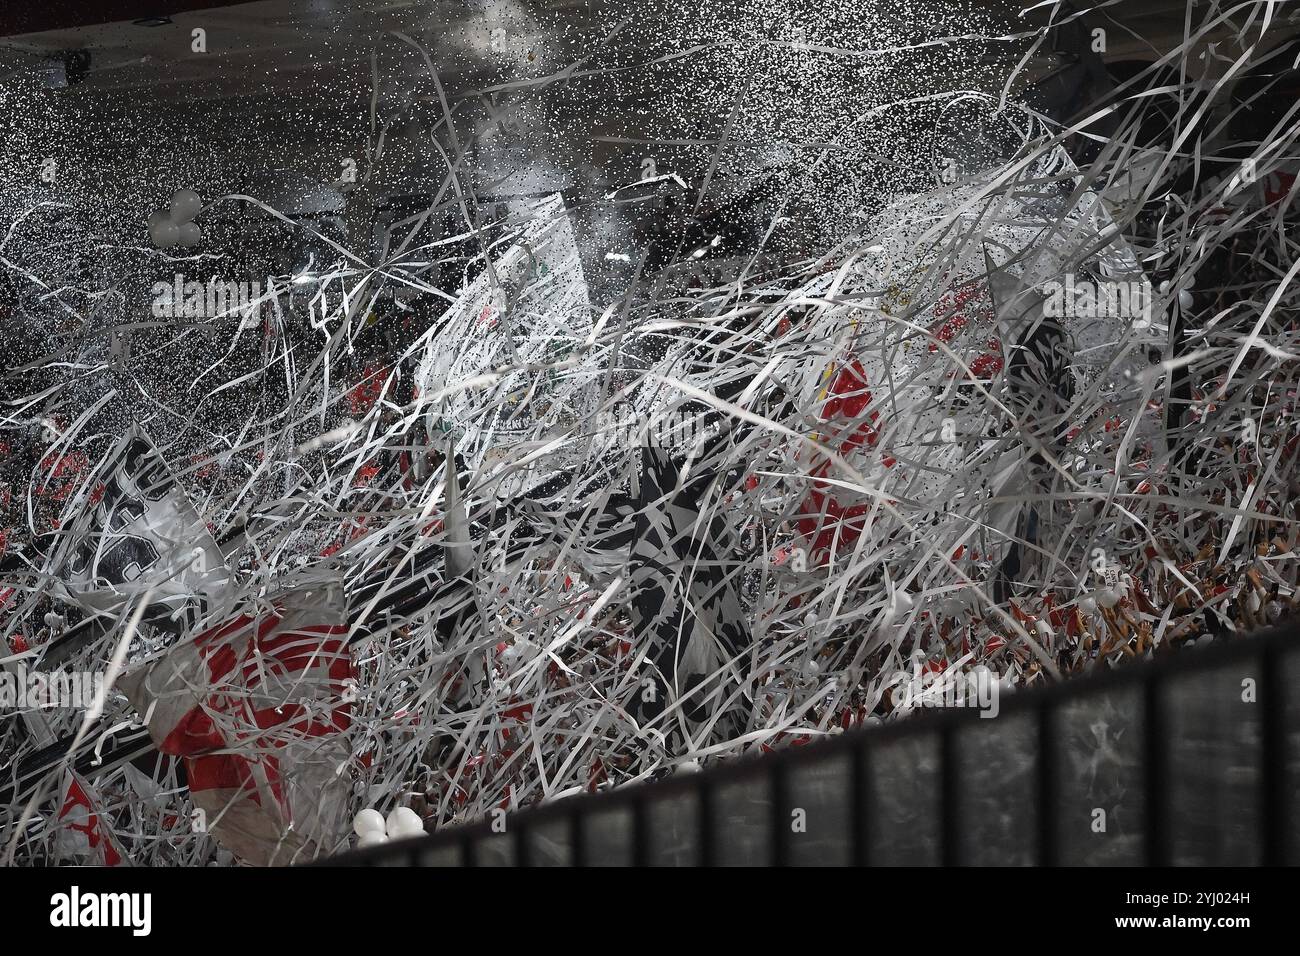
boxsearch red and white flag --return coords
[54,770,126,866]
[118,586,355,865]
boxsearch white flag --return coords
[416,193,597,484]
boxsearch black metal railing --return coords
[327,621,1300,866]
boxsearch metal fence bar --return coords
[770,760,790,866]
[697,776,715,866]
[631,794,648,867]
[570,804,585,867]
[850,739,870,867]
[1143,673,1169,866]
[939,723,960,866]
[1036,701,1058,866]
[514,813,532,867]
[1261,645,1284,866]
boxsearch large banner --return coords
[52,426,229,618]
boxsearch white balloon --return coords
[151,220,180,248]
[148,209,172,230]
[178,222,202,247]
[170,188,203,223]
[385,806,425,839]
[357,830,387,848]
[1178,289,1193,310]
[353,808,385,837]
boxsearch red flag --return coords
[119,586,355,865]
[55,770,125,866]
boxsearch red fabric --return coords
[151,606,353,823]
[347,364,388,415]
[59,775,122,866]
